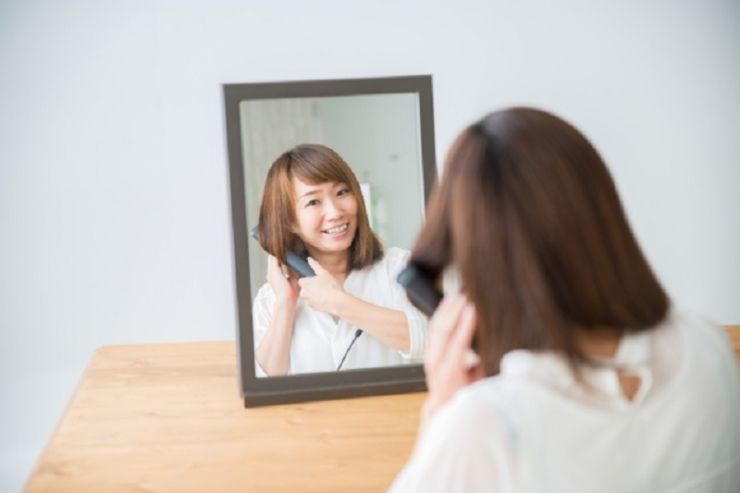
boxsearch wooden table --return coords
[25,342,424,492]
[25,327,740,492]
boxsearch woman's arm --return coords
[298,257,412,353]
[333,293,410,353]
[255,256,300,376]
[255,299,298,376]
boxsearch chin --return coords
[315,228,357,253]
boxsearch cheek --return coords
[347,198,359,219]
[295,208,320,235]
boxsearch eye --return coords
[337,187,351,197]
[305,199,320,207]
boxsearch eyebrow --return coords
[298,189,320,200]
[297,182,347,200]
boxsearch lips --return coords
[322,223,349,235]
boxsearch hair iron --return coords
[249,227,315,278]
[250,225,362,369]
[396,264,443,317]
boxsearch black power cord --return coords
[336,329,363,371]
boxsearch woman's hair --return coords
[412,107,669,375]
[258,143,383,271]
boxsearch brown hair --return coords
[258,144,383,271]
[412,108,669,375]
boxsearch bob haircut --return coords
[257,143,383,271]
[412,107,669,375]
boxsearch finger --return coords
[306,257,325,275]
[426,295,467,368]
[467,359,485,383]
[266,255,280,279]
[432,294,467,337]
[449,303,478,362]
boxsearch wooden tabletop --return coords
[25,326,740,493]
[25,342,425,493]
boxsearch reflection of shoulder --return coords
[382,246,410,268]
[381,246,411,275]
[384,246,410,261]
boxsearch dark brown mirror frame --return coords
[223,75,437,407]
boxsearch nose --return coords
[323,196,342,219]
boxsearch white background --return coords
[1,0,738,490]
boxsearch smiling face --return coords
[292,177,358,259]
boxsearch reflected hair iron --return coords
[250,225,361,369]
[249,227,315,278]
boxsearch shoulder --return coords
[354,246,410,278]
[424,378,515,460]
[384,246,411,261]
[438,377,513,429]
[665,307,735,359]
[391,378,516,492]
[378,246,411,273]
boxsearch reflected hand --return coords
[298,257,346,315]
[266,255,300,306]
[422,293,484,427]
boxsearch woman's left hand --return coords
[421,293,484,428]
[298,257,347,315]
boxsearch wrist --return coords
[420,395,444,430]
[274,297,298,314]
[329,289,352,318]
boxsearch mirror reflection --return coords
[240,94,429,377]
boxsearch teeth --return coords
[324,223,348,234]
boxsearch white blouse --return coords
[252,247,428,376]
[390,309,740,492]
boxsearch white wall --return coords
[319,93,424,249]
[1,0,738,490]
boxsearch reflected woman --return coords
[253,144,427,376]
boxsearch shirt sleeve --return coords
[252,284,274,378]
[389,390,517,493]
[385,247,429,360]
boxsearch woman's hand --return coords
[297,257,347,315]
[421,293,484,428]
[266,255,300,307]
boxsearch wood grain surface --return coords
[25,342,425,493]
[25,326,740,492]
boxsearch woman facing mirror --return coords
[390,108,740,491]
[253,144,428,376]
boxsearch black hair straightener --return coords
[250,225,362,370]
[396,264,443,317]
[249,227,315,278]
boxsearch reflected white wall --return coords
[318,93,424,250]
[2,0,739,490]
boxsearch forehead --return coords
[292,177,344,196]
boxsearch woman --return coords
[391,108,739,491]
[253,144,427,376]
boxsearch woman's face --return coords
[292,177,358,256]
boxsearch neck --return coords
[576,328,622,359]
[307,248,349,279]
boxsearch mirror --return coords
[224,76,437,406]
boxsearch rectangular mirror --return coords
[224,75,437,406]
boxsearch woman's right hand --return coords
[266,255,300,306]
[421,294,484,428]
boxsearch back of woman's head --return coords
[258,143,382,270]
[412,107,669,374]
